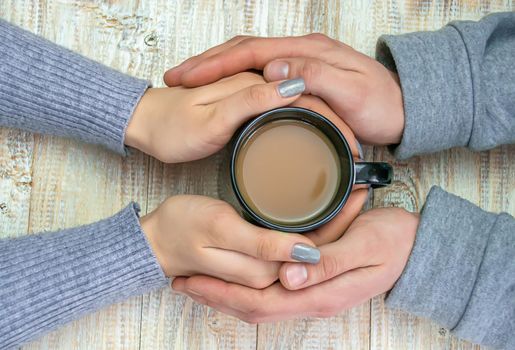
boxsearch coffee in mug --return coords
[234,119,342,225]
[218,107,393,233]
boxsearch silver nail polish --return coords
[291,243,320,264]
[278,78,305,97]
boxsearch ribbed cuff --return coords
[0,203,167,349]
[0,19,148,155]
[385,186,496,328]
[376,26,474,159]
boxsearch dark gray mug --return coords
[218,107,393,233]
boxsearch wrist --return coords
[388,71,405,145]
[125,89,153,151]
[140,212,173,277]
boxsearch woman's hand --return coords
[125,73,305,163]
[140,195,320,289]
[163,34,404,146]
[171,207,419,322]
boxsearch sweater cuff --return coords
[385,186,496,329]
[0,19,148,155]
[0,203,167,349]
[376,26,474,159]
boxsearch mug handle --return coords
[354,162,393,188]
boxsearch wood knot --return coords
[144,32,158,47]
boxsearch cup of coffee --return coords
[218,107,392,233]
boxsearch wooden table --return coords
[1,1,513,349]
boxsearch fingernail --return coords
[268,61,289,79]
[286,264,308,287]
[278,78,305,97]
[291,243,320,264]
[187,289,202,297]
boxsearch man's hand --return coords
[126,72,304,163]
[171,208,418,322]
[163,34,405,145]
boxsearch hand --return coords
[125,72,305,163]
[140,195,320,289]
[163,34,405,145]
[171,208,418,322]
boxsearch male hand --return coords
[126,72,305,163]
[163,34,405,146]
[171,208,418,322]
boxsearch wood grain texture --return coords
[0,0,513,349]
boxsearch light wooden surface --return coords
[1,0,513,349]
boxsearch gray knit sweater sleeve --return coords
[376,12,515,159]
[0,18,148,154]
[0,20,168,348]
[0,204,168,349]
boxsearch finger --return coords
[279,227,381,290]
[216,214,320,264]
[190,72,265,105]
[304,188,368,246]
[288,94,359,156]
[202,247,279,289]
[179,35,362,87]
[176,276,307,320]
[211,78,305,132]
[164,35,251,86]
[176,264,387,323]
[264,57,363,120]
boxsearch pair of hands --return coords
[126,33,419,322]
[126,70,369,288]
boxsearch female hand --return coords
[141,195,320,289]
[171,207,418,322]
[125,72,305,163]
[163,34,404,146]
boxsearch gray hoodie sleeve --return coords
[376,12,515,159]
[0,19,148,155]
[0,204,168,349]
[386,187,515,349]
[376,13,515,349]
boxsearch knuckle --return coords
[300,59,323,83]
[307,32,330,42]
[210,205,236,237]
[244,85,269,109]
[256,234,275,261]
[320,255,341,279]
[245,263,279,289]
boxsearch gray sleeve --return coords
[0,19,148,155]
[386,186,515,349]
[0,203,168,349]
[376,12,515,159]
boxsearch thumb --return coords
[212,78,305,131]
[222,218,321,264]
[264,58,356,112]
[278,231,372,290]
